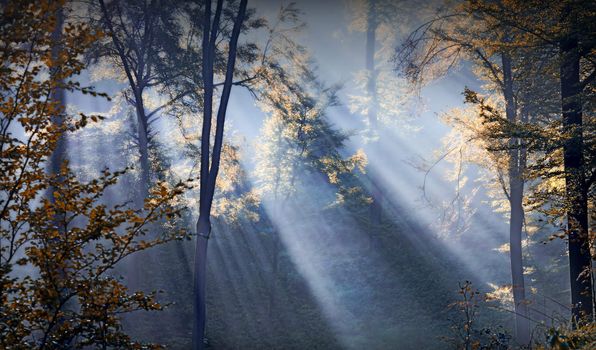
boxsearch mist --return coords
[1,0,593,349]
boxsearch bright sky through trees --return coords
[1,0,594,349]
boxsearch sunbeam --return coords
[1,1,592,349]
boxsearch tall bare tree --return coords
[193,1,247,348]
[96,0,187,200]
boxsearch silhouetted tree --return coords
[93,0,188,201]
[192,1,247,349]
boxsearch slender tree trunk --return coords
[47,7,75,347]
[192,1,247,349]
[193,214,210,350]
[129,89,151,292]
[559,17,593,321]
[133,89,151,202]
[502,53,530,344]
[366,0,382,246]
[365,0,377,133]
[49,5,65,175]
[98,0,151,201]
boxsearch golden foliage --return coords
[0,2,189,347]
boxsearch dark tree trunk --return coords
[502,53,530,345]
[98,0,152,202]
[133,88,151,201]
[49,5,65,176]
[192,1,247,349]
[47,7,76,347]
[559,17,593,321]
[193,214,210,349]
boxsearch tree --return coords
[254,42,366,206]
[394,2,541,343]
[454,1,596,319]
[150,2,301,346]
[452,0,596,323]
[558,1,594,321]
[47,2,67,178]
[254,44,367,318]
[93,0,188,201]
[192,1,247,349]
[363,0,383,237]
[0,1,189,347]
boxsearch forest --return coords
[0,0,595,349]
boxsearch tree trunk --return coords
[47,7,75,347]
[98,0,152,202]
[129,90,152,292]
[502,53,530,344]
[192,1,247,348]
[365,0,377,133]
[134,89,151,202]
[49,5,65,175]
[366,0,382,246]
[559,18,593,321]
[192,214,210,350]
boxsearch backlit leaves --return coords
[0,2,189,348]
